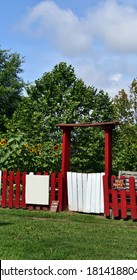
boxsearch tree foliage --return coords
[0,62,114,172]
[2,48,137,175]
[0,48,24,131]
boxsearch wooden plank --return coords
[8,171,14,208]
[95,173,101,213]
[50,200,59,212]
[84,173,92,213]
[15,172,21,208]
[129,177,137,220]
[67,172,73,211]
[58,172,63,212]
[100,173,105,213]
[21,172,27,209]
[103,175,110,217]
[112,189,119,217]
[77,173,83,212]
[90,173,97,213]
[50,172,56,206]
[82,173,88,212]
[1,171,7,208]
[72,172,78,211]
[120,190,127,219]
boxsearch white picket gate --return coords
[67,172,104,213]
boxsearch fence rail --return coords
[0,171,63,211]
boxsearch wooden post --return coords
[104,127,113,188]
[61,127,72,209]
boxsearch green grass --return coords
[0,208,137,260]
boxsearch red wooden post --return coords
[58,172,63,212]
[61,127,71,175]
[50,172,56,206]
[129,177,137,220]
[8,171,14,208]
[1,171,7,207]
[21,172,27,209]
[15,171,21,208]
[103,174,110,217]
[104,127,112,188]
[61,127,71,210]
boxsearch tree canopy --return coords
[0,48,24,131]
[1,46,137,175]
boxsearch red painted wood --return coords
[103,175,110,216]
[61,127,71,210]
[112,189,119,217]
[36,206,41,211]
[22,172,27,209]
[28,205,34,210]
[44,172,49,175]
[129,177,137,220]
[50,172,56,205]
[15,172,21,208]
[1,171,7,207]
[58,172,63,212]
[104,128,112,187]
[56,121,120,128]
[61,127,71,175]
[120,190,127,219]
[8,171,14,208]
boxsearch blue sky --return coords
[1,0,137,98]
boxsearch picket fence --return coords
[67,172,104,213]
[103,175,137,220]
[0,170,63,211]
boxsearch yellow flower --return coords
[29,147,35,153]
[24,143,29,148]
[0,139,7,146]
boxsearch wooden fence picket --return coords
[8,171,14,208]
[0,170,63,212]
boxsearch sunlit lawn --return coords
[0,208,137,260]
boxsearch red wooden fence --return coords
[0,171,64,211]
[103,175,137,220]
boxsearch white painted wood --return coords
[82,173,88,212]
[77,173,83,212]
[90,173,96,212]
[67,172,73,211]
[67,172,104,214]
[84,174,92,213]
[71,172,78,211]
[100,172,104,213]
[26,175,49,205]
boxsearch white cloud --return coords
[18,1,91,56]
[16,0,137,97]
[18,0,137,55]
[110,73,122,82]
[89,0,137,53]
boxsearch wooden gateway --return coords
[56,121,119,210]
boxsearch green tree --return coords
[112,89,133,124]
[129,78,137,123]
[0,48,24,131]
[2,62,114,172]
[112,82,137,174]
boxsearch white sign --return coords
[26,175,49,205]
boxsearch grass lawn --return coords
[0,208,137,260]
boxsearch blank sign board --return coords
[26,175,49,205]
